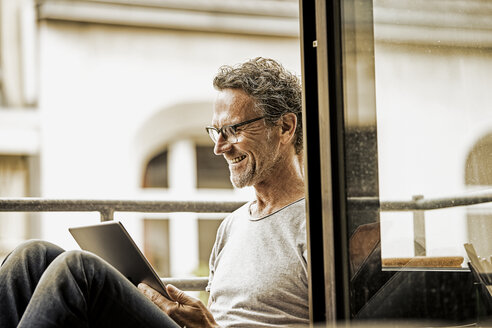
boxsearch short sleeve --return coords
[206,241,217,293]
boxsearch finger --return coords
[166,284,198,306]
[139,284,171,305]
[138,283,159,302]
[138,283,155,295]
[138,282,151,294]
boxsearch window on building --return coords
[466,133,492,257]
[198,219,223,269]
[0,68,4,106]
[143,219,170,277]
[0,155,29,258]
[195,144,231,277]
[466,133,492,186]
[142,149,168,188]
[141,142,233,280]
[196,145,232,189]
[141,149,169,274]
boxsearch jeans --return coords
[0,240,180,328]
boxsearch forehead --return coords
[212,89,255,126]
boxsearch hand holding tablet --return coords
[69,221,171,300]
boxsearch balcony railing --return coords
[1,192,492,290]
[2,193,491,219]
[0,198,246,221]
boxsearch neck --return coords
[250,152,305,218]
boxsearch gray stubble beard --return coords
[229,163,256,188]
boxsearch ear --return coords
[279,113,297,146]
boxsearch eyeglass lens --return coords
[222,126,237,143]
[208,126,237,144]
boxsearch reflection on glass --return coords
[372,0,492,262]
[342,0,492,323]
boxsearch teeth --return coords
[230,155,246,164]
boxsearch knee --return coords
[54,250,85,266]
[50,250,107,281]
[3,240,64,265]
[20,239,62,253]
[55,250,108,272]
[23,240,64,260]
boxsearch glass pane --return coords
[197,218,223,271]
[339,0,492,324]
[0,76,4,106]
[196,145,232,189]
[142,150,168,188]
[143,218,170,277]
[372,1,492,261]
[0,155,29,258]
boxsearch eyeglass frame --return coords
[205,116,266,144]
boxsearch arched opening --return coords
[465,133,492,186]
[135,101,234,279]
[466,133,492,256]
[142,149,168,188]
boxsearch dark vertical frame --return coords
[299,0,351,324]
[298,0,328,323]
[317,0,351,321]
[301,0,483,325]
[326,0,352,321]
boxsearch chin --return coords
[230,174,254,189]
[230,179,247,189]
[230,164,257,188]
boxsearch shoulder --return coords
[214,201,252,243]
[276,199,307,254]
[219,201,251,229]
[279,198,306,228]
[279,198,305,216]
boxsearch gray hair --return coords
[213,57,303,154]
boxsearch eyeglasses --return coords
[205,116,266,144]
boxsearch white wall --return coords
[36,21,300,256]
[5,1,491,266]
[375,43,492,258]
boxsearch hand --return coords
[138,283,219,328]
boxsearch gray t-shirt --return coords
[206,199,309,328]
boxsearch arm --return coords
[138,283,219,328]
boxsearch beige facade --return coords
[0,0,301,275]
[0,0,491,272]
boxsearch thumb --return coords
[166,284,195,305]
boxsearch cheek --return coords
[252,146,272,165]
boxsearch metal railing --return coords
[351,193,492,211]
[1,192,492,289]
[0,198,247,291]
[353,192,492,256]
[2,193,491,220]
[0,198,246,221]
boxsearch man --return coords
[0,57,308,327]
[141,57,308,327]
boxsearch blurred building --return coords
[0,0,301,276]
[372,0,492,259]
[0,0,491,277]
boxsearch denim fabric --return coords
[0,240,180,328]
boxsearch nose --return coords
[213,132,232,155]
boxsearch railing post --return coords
[99,208,114,222]
[412,195,426,256]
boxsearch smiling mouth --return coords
[230,155,247,164]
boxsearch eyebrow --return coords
[212,119,238,129]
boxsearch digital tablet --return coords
[69,221,171,300]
